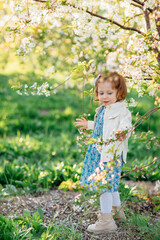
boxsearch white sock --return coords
[111,191,121,206]
[100,192,112,213]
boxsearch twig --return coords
[125,76,152,81]
[123,13,143,25]
[143,8,151,30]
[154,4,160,37]
[87,88,94,117]
[79,7,145,36]
[34,0,46,2]
[114,106,160,154]
[82,80,85,114]
[51,74,72,91]
[131,0,153,13]
[114,156,160,187]
[132,107,160,129]
[132,0,143,6]
[26,0,30,17]
[99,107,160,152]
[131,3,143,10]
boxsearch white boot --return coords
[87,212,117,234]
[112,206,126,220]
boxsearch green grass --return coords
[125,212,160,240]
[0,72,160,197]
[0,208,83,240]
[0,184,159,240]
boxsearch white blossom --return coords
[128,98,136,107]
[88,199,95,204]
[16,90,22,95]
[73,204,81,212]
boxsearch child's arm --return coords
[74,117,94,130]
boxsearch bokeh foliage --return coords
[0,69,159,196]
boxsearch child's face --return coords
[97,81,117,106]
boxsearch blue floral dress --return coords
[80,105,124,193]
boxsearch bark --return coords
[132,0,143,5]
[131,0,153,12]
[153,4,160,65]
[154,49,160,66]
[131,2,143,10]
[155,17,160,37]
[154,5,160,37]
[143,9,151,30]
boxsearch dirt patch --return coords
[122,180,159,196]
[0,188,159,240]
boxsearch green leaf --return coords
[23,209,31,218]
[37,207,44,220]
[153,205,160,214]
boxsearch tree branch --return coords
[152,47,160,65]
[143,8,151,30]
[27,0,30,17]
[154,5,160,37]
[34,0,46,2]
[124,13,143,25]
[33,0,160,64]
[131,2,143,10]
[152,4,160,65]
[132,107,160,130]
[85,9,145,36]
[125,76,152,81]
[33,0,145,36]
[131,0,153,13]
[116,156,160,185]
[132,0,143,6]
[142,4,160,65]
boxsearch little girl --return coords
[75,72,132,234]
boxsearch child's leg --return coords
[100,192,112,213]
[87,192,118,233]
[111,191,121,206]
[111,191,126,220]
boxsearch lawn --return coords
[0,71,160,196]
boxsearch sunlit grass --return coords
[0,71,160,197]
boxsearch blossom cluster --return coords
[86,156,122,192]
[144,0,157,10]
[16,81,52,97]
[16,36,36,56]
[87,162,108,190]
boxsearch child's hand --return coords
[74,117,88,130]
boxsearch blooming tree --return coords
[0,0,159,103]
